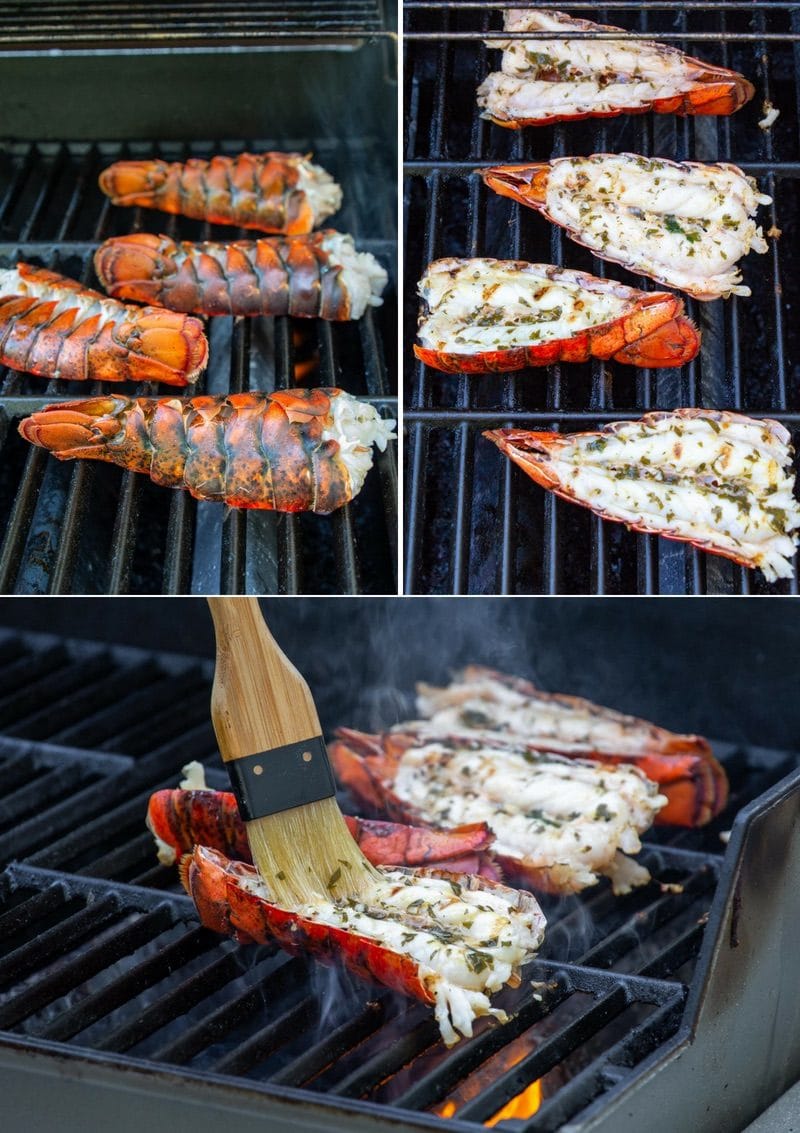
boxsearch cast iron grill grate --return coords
[404,1,800,595]
[0,1,387,49]
[0,629,798,1130]
[0,139,397,594]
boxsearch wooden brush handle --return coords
[207,598,322,763]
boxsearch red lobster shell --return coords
[180,844,543,1042]
[98,152,341,235]
[18,388,394,512]
[94,232,385,320]
[0,264,207,386]
[414,259,699,373]
[146,787,499,878]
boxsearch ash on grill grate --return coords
[0,138,397,595]
[404,1,800,595]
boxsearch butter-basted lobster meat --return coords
[94,231,387,320]
[483,154,771,299]
[147,784,499,879]
[0,264,207,386]
[479,8,754,127]
[181,845,545,1046]
[415,259,699,373]
[485,410,799,582]
[331,729,667,896]
[415,666,728,827]
[19,388,396,513]
[98,152,341,235]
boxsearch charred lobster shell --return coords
[18,388,395,513]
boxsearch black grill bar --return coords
[32,924,212,1043]
[0,905,175,1032]
[0,2,386,49]
[404,2,800,595]
[0,139,397,595]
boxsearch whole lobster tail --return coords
[19,389,396,512]
[98,152,343,234]
[0,264,207,386]
[93,231,387,320]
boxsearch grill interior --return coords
[0,613,798,1132]
[0,0,388,48]
[404,1,800,595]
[0,35,397,595]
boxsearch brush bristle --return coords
[246,797,381,907]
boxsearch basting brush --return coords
[207,597,380,907]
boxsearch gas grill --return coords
[0,13,397,594]
[0,598,798,1132]
[403,1,800,595]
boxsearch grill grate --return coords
[0,1,388,50]
[0,628,798,1131]
[0,139,397,594]
[404,0,800,595]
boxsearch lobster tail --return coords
[94,232,387,320]
[19,390,396,512]
[0,265,207,386]
[98,152,343,235]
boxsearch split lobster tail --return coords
[146,786,500,877]
[484,411,799,582]
[180,844,546,1046]
[482,155,772,301]
[330,729,667,896]
[478,9,754,127]
[415,258,700,373]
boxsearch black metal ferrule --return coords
[226,735,336,821]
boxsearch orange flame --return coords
[434,1045,542,1125]
[486,1079,542,1125]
